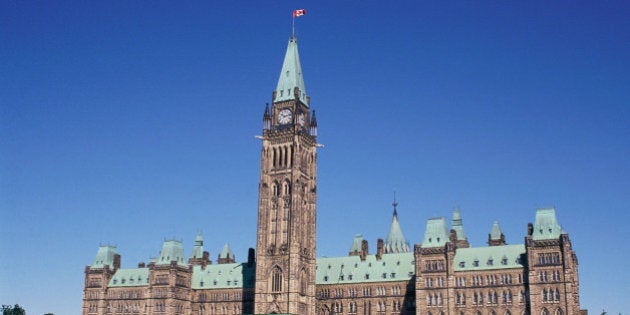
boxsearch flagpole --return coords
[292,15,295,38]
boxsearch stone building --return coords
[82,35,583,315]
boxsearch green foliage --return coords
[1,304,26,315]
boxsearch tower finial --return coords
[392,191,398,217]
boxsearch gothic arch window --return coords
[555,288,560,301]
[289,145,293,167]
[283,145,288,166]
[271,266,283,292]
[555,308,563,315]
[541,308,550,315]
[299,268,308,295]
[283,180,291,195]
[272,181,280,197]
[273,148,277,167]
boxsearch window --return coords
[459,261,465,268]
[473,259,479,267]
[272,267,282,292]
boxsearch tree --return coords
[1,304,25,315]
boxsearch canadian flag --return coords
[293,9,306,17]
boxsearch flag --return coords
[293,9,306,18]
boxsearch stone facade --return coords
[82,36,583,315]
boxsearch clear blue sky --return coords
[1,1,628,314]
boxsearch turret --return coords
[451,207,470,248]
[309,110,317,137]
[263,103,271,130]
[349,234,364,256]
[488,221,506,246]
[218,243,235,264]
[384,195,410,253]
[189,232,211,267]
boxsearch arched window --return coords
[541,308,550,315]
[283,180,291,195]
[554,308,563,315]
[300,269,307,295]
[273,148,277,167]
[555,288,560,301]
[272,266,282,292]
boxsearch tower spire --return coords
[392,191,398,217]
[384,195,409,253]
[273,37,308,106]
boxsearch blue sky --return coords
[1,1,629,314]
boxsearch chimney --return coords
[527,223,534,236]
[138,262,145,268]
[360,240,368,262]
[113,254,121,270]
[376,238,384,261]
[248,248,255,266]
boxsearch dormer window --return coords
[459,261,466,268]
[487,259,494,266]
[473,260,479,267]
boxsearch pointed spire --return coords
[309,110,317,137]
[218,243,235,264]
[348,234,364,256]
[263,103,271,130]
[274,37,308,106]
[384,198,410,254]
[451,207,467,240]
[189,232,204,260]
[451,207,470,248]
[488,221,506,246]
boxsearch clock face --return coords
[278,109,292,125]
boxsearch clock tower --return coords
[254,36,318,315]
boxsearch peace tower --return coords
[254,36,318,315]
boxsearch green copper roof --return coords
[189,232,205,260]
[532,208,563,240]
[91,245,118,268]
[422,217,449,248]
[349,234,363,253]
[274,37,308,106]
[385,212,410,253]
[191,263,255,289]
[453,244,526,271]
[109,268,150,287]
[219,243,235,260]
[157,239,186,266]
[490,221,503,240]
[316,253,415,285]
[452,208,467,241]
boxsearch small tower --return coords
[488,221,507,246]
[384,194,410,253]
[218,243,235,264]
[189,232,211,267]
[451,207,470,248]
[348,234,364,256]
